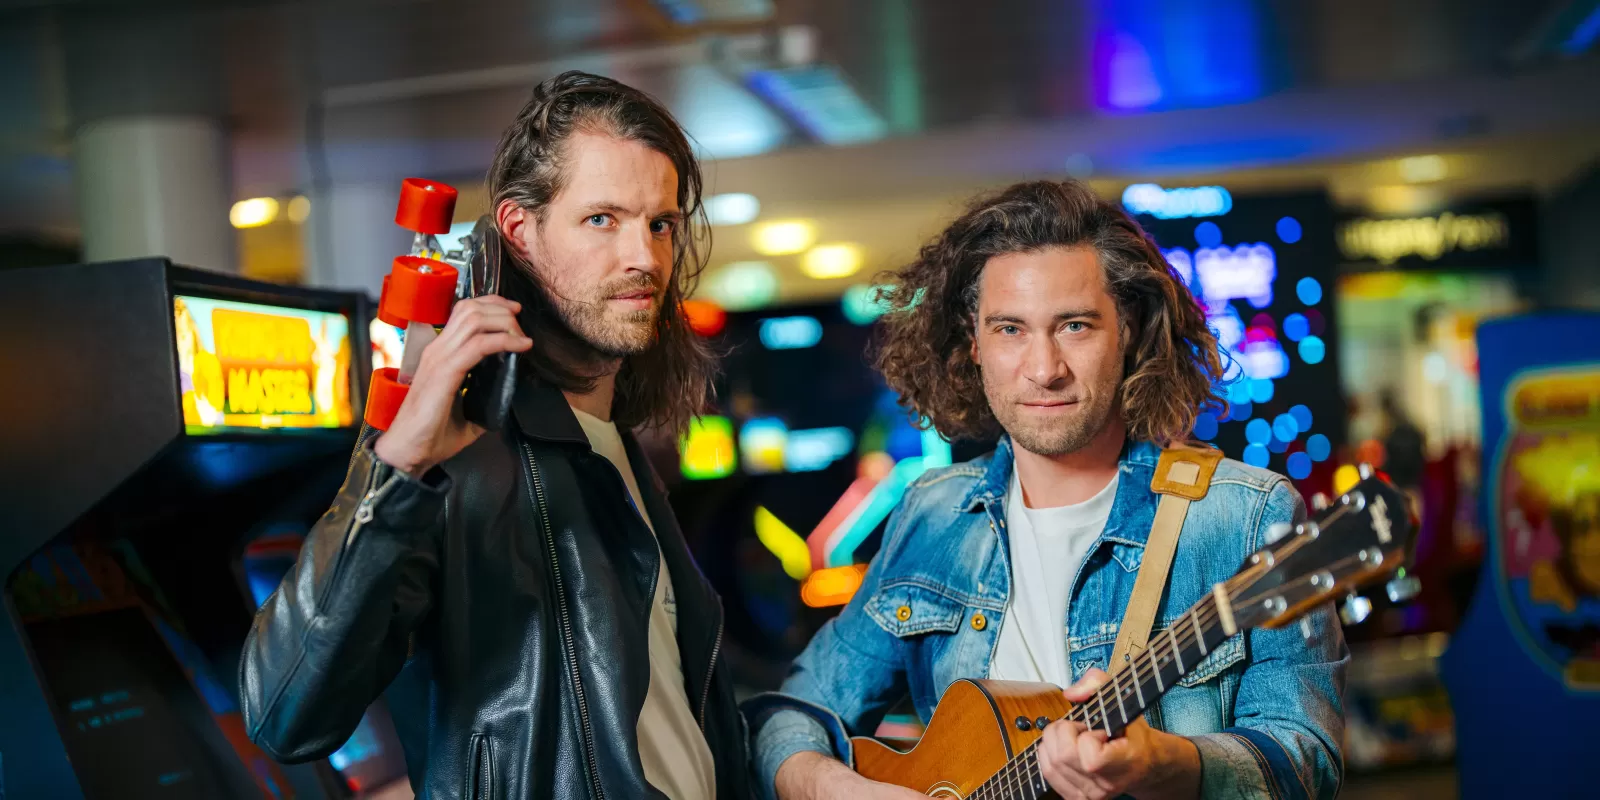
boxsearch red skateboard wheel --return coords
[364,367,408,430]
[381,256,458,326]
[376,275,407,328]
[395,178,458,235]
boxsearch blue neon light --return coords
[1092,0,1265,112]
[759,316,823,350]
[1563,5,1600,55]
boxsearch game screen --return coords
[174,295,354,434]
[25,608,240,799]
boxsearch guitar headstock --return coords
[1227,469,1416,631]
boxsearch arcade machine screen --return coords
[174,294,355,434]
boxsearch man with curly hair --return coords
[745,180,1346,800]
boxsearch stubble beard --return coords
[983,367,1123,457]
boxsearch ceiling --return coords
[2,0,1598,299]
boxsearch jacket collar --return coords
[511,378,592,448]
[959,435,1166,548]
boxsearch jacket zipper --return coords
[316,461,399,608]
[697,609,724,731]
[520,441,605,800]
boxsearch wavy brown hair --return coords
[489,70,714,434]
[873,179,1223,446]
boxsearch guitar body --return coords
[853,679,1071,798]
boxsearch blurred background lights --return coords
[842,284,892,325]
[1194,220,1223,248]
[1290,404,1313,431]
[1423,352,1449,383]
[1306,433,1331,462]
[704,261,779,310]
[1193,411,1218,440]
[1283,313,1310,342]
[1287,451,1312,480]
[753,220,816,255]
[286,195,310,224]
[1243,443,1269,468]
[1399,154,1447,183]
[1246,418,1272,444]
[1228,400,1253,421]
[801,243,864,279]
[1276,216,1302,244]
[759,316,824,349]
[1297,277,1323,305]
[1299,335,1326,364]
[1249,377,1274,403]
[704,192,761,226]
[229,197,278,228]
[1273,413,1299,441]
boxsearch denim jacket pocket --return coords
[1173,632,1245,687]
[866,580,966,637]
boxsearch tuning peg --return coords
[1339,594,1373,626]
[1385,574,1422,604]
[1358,463,1374,479]
[1264,522,1292,544]
[1310,493,1330,511]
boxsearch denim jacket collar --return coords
[958,435,1167,549]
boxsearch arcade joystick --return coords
[364,179,460,431]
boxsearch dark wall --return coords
[1540,161,1600,310]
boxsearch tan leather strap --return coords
[1110,445,1222,669]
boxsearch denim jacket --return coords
[744,438,1347,799]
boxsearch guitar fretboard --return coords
[966,591,1235,800]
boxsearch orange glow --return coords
[801,564,870,607]
[858,451,895,481]
[683,299,727,337]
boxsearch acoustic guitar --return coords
[854,473,1415,799]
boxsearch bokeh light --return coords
[1276,216,1302,244]
[1299,335,1326,364]
[1243,444,1270,468]
[1287,452,1312,479]
[1249,378,1274,403]
[1246,418,1272,444]
[1296,277,1323,305]
[1290,404,1313,431]
[1193,411,1219,440]
[1194,221,1223,248]
[1273,413,1299,441]
[1307,433,1331,462]
[1283,313,1309,342]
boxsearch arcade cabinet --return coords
[0,259,409,799]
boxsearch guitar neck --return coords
[971,591,1237,800]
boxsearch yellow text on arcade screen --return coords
[174,295,354,433]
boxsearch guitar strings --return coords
[973,548,1369,800]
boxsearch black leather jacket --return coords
[239,384,751,799]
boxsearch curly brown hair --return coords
[489,71,715,434]
[873,179,1223,446]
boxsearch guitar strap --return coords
[1109,443,1223,670]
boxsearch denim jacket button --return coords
[896,605,912,621]
[970,612,988,631]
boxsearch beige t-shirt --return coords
[571,406,716,800]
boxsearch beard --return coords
[537,270,663,360]
[983,362,1123,457]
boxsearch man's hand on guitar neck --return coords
[774,751,931,799]
[1038,668,1202,800]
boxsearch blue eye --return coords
[587,214,609,227]
[1066,322,1087,333]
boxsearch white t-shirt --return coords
[988,467,1118,688]
[571,406,716,800]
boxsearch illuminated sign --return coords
[785,427,855,472]
[759,316,823,350]
[680,415,736,480]
[1123,183,1233,219]
[1339,212,1510,265]
[175,295,353,433]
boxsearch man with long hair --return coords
[240,72,748,799]
[749,180,1345,799]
